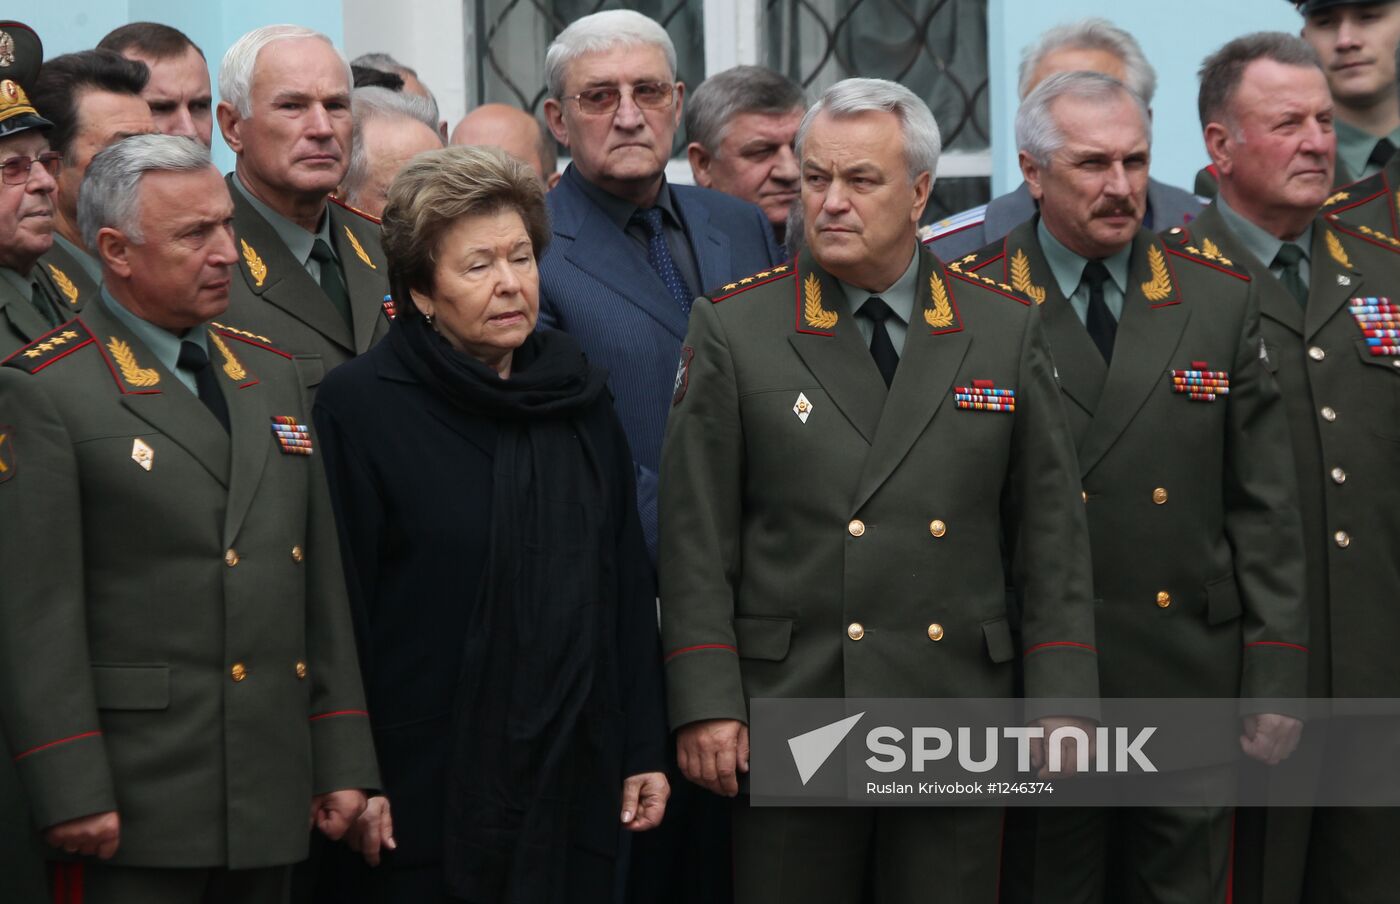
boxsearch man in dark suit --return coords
[927,18,1200,261]
[964,69,1306,904]
[0,134,377,903]
[660,76,1099,904]
[539,9,783,563]
[216,25,391,383]
[1191,32,1400,904]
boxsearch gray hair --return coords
[344,87,444,208]
[1198,32,1322,130]
[219,25,351,118]
[352,51,440,125]
[1016,71,1151,167]
[545,10,676,99]
[78,134,212,247]
[685,65,805,152]
[796,77,942,186]
[1018,18,1157,106]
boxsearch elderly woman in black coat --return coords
[313,145,669,903]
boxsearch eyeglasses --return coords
[563,82,676,116]
[0,152,62,185]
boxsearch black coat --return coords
[313,333,666,889]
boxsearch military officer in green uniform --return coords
[0,22,100,903]
[961,70,1307,904]
[659,77,1099,904]
[1193,32,1400,904]
[215,25,390,388]
[0,23,98,359]
[0,134,378,903]
[1196,0,1400,198]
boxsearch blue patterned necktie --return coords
[633,207,693,317]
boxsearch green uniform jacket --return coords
[222,176,392,387]
[0,243,102,903]
[0,299,379,869]
[658,247,1099,731]
[0,244,100,358]
[1192,202,1400,697]
[963,222,1308,717]
[1318,152,1400,243]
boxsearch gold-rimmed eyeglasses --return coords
[563,82,676,116]
[0,151,62,185]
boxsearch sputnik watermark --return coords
[750,698,1400,807]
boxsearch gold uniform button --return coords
[224,549,239,567]
[1308,346,1326,361]
[1156,591,1172,609]
[291,545,305,563]
[295,661,307,679]
[847,622,865,641]
[1152,488,1168,505]
[1082,491,1089,503]
[230,662,247,682]
[848,519,866,537]
[929,519,947,538]
[1331,467,1347,484]
[1335,530,1351,548]
[927,623,945,642]
[1321,407,1337,422]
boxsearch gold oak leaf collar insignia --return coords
[107,337,160,387]
[209,331,247,382]
[344,226,377,269]
[1326,230,1354,270]
[925,273,955,328]
[1141,245,1173,302]
[241,239,267,288]
[803,273,839,329]
[47,265,80,305]
[1324,190,1350,208]
[1009,249,1047,304]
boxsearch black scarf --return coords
[389,315,614,902]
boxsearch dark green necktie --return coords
[29,279,59,329]
[859,296,899,387]
[1367,137,1396,173]
[1082,261,1117,362]
[310,238,352,328]
[1273,243,1308,308]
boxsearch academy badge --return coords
[672,346,695,406]
[131,438,154,472]
[954,380,1016,413]
[0,427,14,483]
[271,416,313,455]
[1350,298,1400,356]
[1170,361,1229,402]
[793,392,813,423]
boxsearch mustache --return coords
[1092,201,1138,218]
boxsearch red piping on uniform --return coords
[309,709,369,722]
[664,643,737,663]
[217,331,293,359]
[14,730,101,761]
[1226,810,1235,904]
[51,862,65,904]
[1024,641,1098,656]
[70,863,84,904]
[21,338,95,374]
[1245,641,1308,653]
